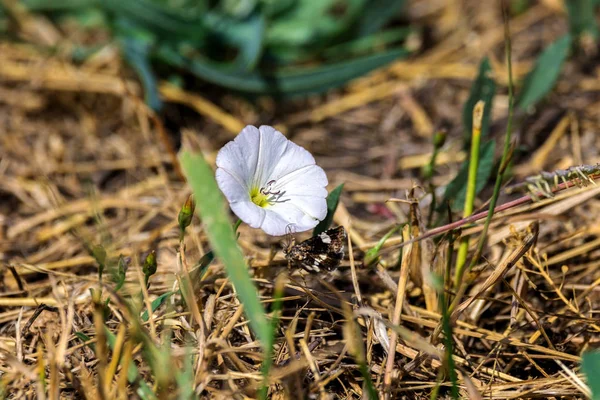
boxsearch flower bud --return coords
[433,130,447,149]
[143,250,157,278]
[178,195,196,233]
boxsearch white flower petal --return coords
[259,210,293,236]
[262,203,319,236]
[230,201,266,229]
[264,129,319,183]
[216,125,261,184]
[215,168,250,204]
[275,165,328,197]
[283,195,328,221]
[253,125,290,186]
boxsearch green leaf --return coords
[75,332,95,351]
[322,27,413,59]
[443,140,496,212]
[76,330,155,399]
[156,43,409,96]
[179,151,271,351]
[119,35,163,111]
[314,184,344,235]
[517,34,572,111]
[565,0,599,39]
[352,0,406,37]
[141,291,175,322]
[113,255,127,291]
[363,224,402,267]
[265,0,366,48]
[103,0,205,42]
[175,349,195,400]
[462,57,495,147]
[257,276,286,400]
[104,328,155,400]
[583,351,600,400]
[21,0,96,11]
[202,10,266,72]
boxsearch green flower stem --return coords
[453,100,485,288]
[449,3,516,314]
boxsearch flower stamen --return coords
[251,180,289,207]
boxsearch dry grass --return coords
[1,1,600,398]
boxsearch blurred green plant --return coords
[179,150,272,351]
[582,351,600,399]
[517,34,572,111]
[14,0,412,108]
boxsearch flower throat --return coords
[250,180,286,207]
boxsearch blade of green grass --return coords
[462,57,495,146]
[517,34,572,110]
[76,330,156,399]
[179,151,271,351]
[175,348,195,400]
[313,183,344,235]
[565,0,599,39]
[141,291,174,322]
[438,274,459,399]
[156,45,409,95]
[119,34,163,111]
[352,0,406,37]
[202,10,266,72]
[442,140,495,212]
[257,275,286,400]
[265,0,365,48]
[583,351,600,399]
[363,224,402,267]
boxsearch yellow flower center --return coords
[250,186,269,208]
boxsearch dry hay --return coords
[0,1,599,398]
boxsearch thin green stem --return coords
[440,279,460,399]
[449,0,516,313]
[466,1,516,277]
[453,101,485,288]
[258,275,286,400]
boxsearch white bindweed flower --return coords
[216,125,328,236]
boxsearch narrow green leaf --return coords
[179,151,270,350]
[21,0,96,11]
[103,0,205,41]
[105,328,156,400]
[76,330,155,399]
[120,36,163,111]
[202,11,265,72]
[358,363,378,400]
[156,45,409,95]
[257,276,286,400]
[583,351,600,400]
[322,27,413,59]
[437,274,459,399]
[141,291,175,322]
[75,332,94,351]
[462,58,495,146]
[352,0,406,37]
[443,140,496,212]
[175,349,195,400]
[363,224,402,267]
[517,34,572,111]
[113,255,127,291]
[565,0,599,39]
[314,184,344,235]
[265,0,365,48]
